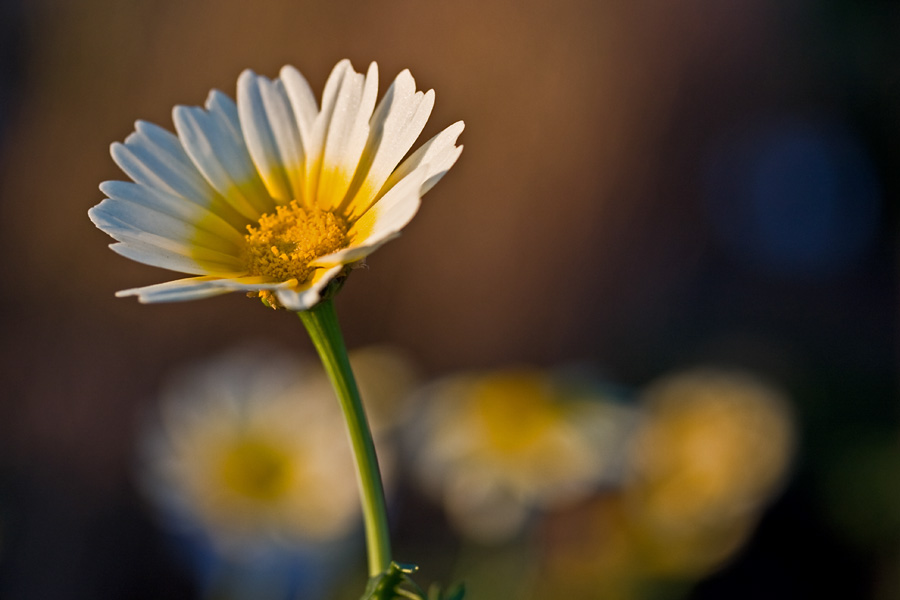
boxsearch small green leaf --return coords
[359,562,465,600]
[428,582,466,600]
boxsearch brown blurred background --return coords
[0,0,897,598]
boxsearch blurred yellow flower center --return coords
[473,375,564,454]
[219,436,295,502]
[243,200,349,284]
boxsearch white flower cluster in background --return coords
[139,344,416,555]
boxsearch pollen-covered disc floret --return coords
[243,201,349,285]
[89,59,464,311]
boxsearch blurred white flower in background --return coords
[138,344,417,598]
[534,367,796,600]
[407,369,635,543]
[622,367,795,576]
[141,348,358,549]
[137,344,793,600]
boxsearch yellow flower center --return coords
[472,374,565,454]
[219,436,295,502]
[243,200,349,284]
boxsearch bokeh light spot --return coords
[703,117,882,278]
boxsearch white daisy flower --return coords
[90,60,463,310]
[139,343,413,554]
[408,369,635,543]
[140,346,365,551]
[623,367,795,575]
[627,368,794,531]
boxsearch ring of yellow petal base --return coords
[242,199,349,293]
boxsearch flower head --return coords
[533,368,795,597]
[623,367,795,575]
[90,60,463,310]
[139,344,405,552]
[408,369,634,543]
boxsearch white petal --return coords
[210,275,298,291]
[312,168,426,267]
[237,70,304,203]
[173,95,273,219]
[280,65,318,147]
[383,120,464,195]
[93,207,245,273]
[304,59,352,205]
[355,167,425,240]
[274,265,343,311]
[341,70,435,221]
[90,197,241,256]
[120,274,297,301]
[309,232,401,268]
[99,180,245,247]
[116,276,234,303]
[108,241,241,276]
[315,62,378,211]
[265,79,306,198]
[111,121,248,230]
[112,122,214,206]
[204,88,242,133]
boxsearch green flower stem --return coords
[298,298,392,577]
